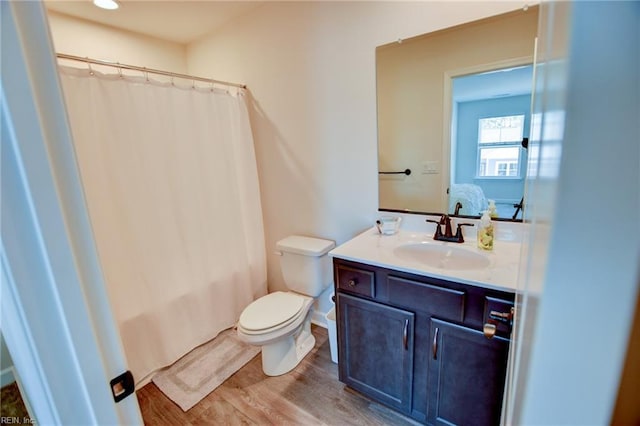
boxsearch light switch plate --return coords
[422,161,440,174]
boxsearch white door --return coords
[1,2,142,424]
[504,1,640,423]
[502,2,572,423]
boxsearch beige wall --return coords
[187,1,525,293]
[377,8,538,213]
[47,11,187,74]
[45,1,529,305]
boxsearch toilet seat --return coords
[239,292,306,335]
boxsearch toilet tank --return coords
[277,236,336,297]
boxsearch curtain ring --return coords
[171,76,175,86]
[87,60,94,76]
[143,67,149,83]
[210,80,214,92]
[117,64,123,79]
[192,79,196,90]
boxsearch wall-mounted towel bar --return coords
[379,169,411,176]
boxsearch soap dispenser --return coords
[477,210,494,251]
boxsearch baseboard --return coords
[1,367,15,387]
[135,373,154,390]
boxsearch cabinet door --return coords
[338,293,415,414]
[428,318,510,426]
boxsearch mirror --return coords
[376,7,538,221]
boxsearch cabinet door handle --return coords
[432,327,439,359]
[403,319,409,350]
[483,322,497,339]
[347,278,357,287]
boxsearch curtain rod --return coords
[56,53,246,89]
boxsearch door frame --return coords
[442,55,534,213]
[1,2,142,424]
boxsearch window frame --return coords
[475,114,526,180]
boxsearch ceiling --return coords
[44,1,536,97]
[45,0,265,45]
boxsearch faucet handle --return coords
[426,219,442,238]
[454,223,474,243]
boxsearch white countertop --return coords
[329,227,521,293]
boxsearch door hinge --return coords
[110,371,134,403]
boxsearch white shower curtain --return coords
[59,66,267,384]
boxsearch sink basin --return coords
[393,243,490,270]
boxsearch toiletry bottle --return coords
[477,210,494,250]
[488,199,498,218]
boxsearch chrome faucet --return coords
[426,214,474,243]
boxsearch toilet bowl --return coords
[237,291,315,376]
[237,235,335,376]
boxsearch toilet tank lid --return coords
[277,235,335,256]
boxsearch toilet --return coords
[237,235,335,376]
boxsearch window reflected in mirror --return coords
[478,115,524,177]
[450,65,532,219]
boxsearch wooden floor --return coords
[1,382,30,420]
[137,326,419,425]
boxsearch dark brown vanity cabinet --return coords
[338,293,415,413]
[428,319,510,426]
[334,258,514,425]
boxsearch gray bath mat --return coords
[152,328,260,411]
